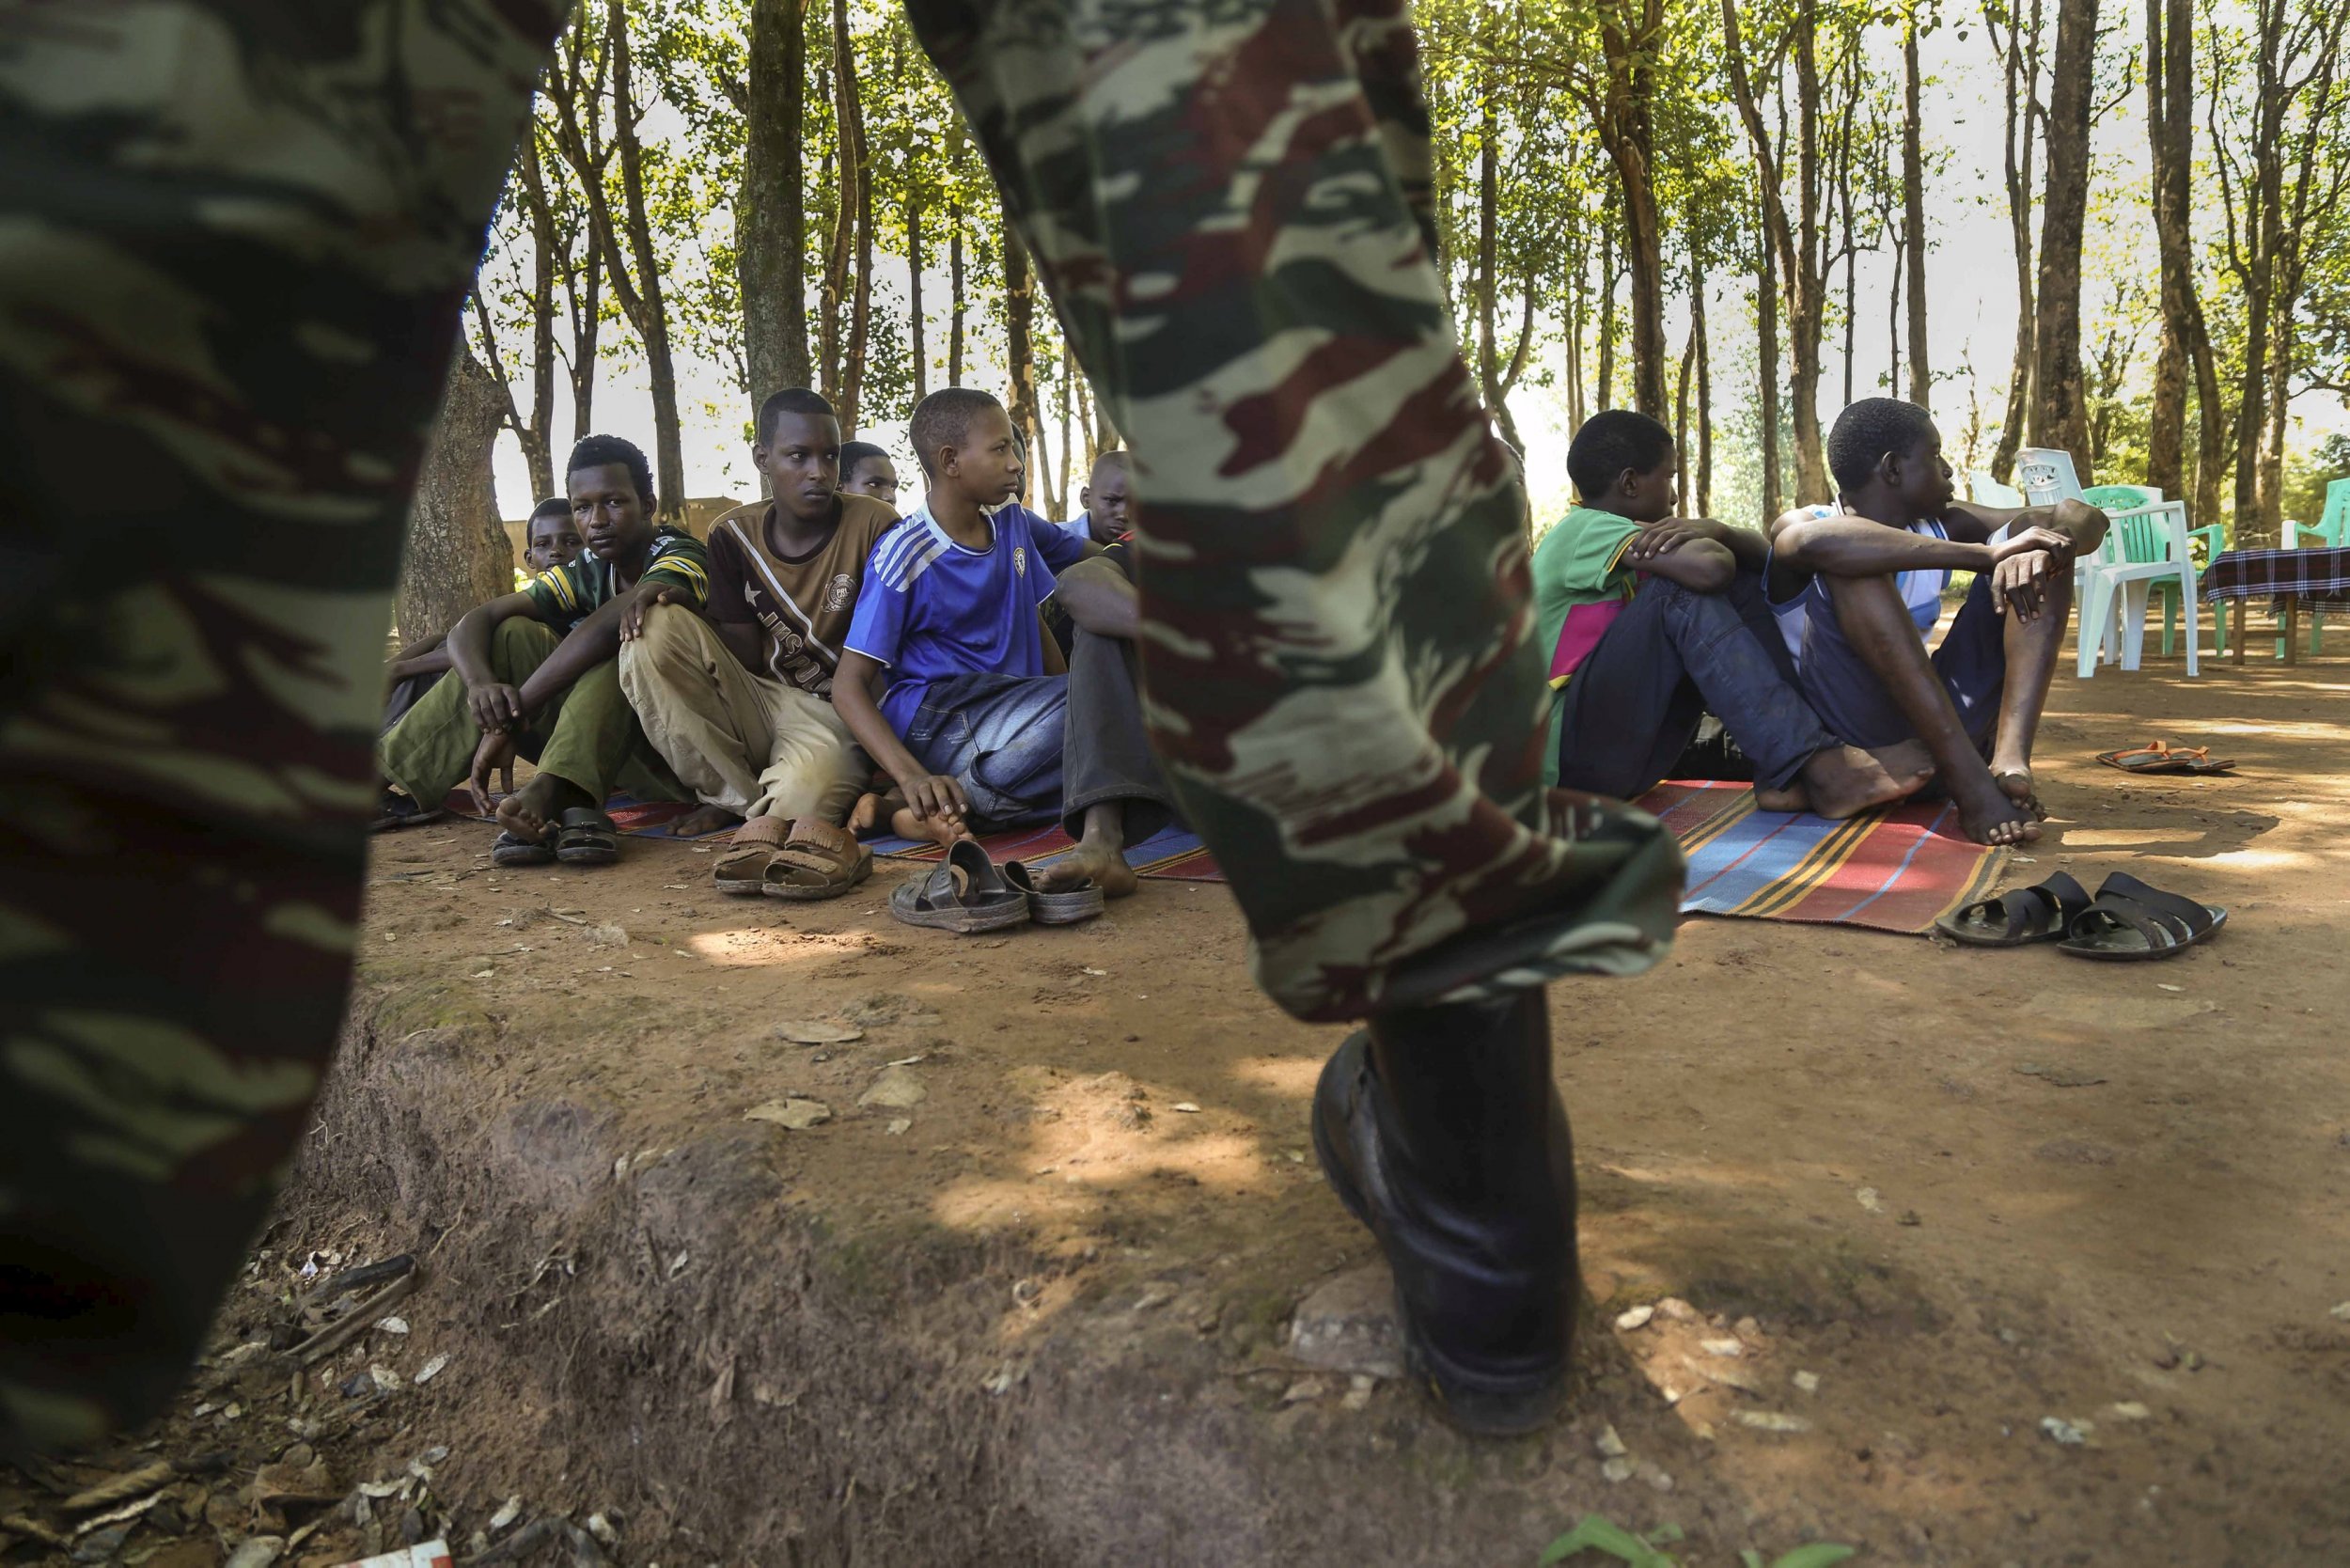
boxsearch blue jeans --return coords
[904,672,1070,828]
[902,629,1177,838]
[1555,572,1840,797]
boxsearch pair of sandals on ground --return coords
[714,816,1105,929]
[1939,870,2226,961]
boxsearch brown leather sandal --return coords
[713,814,788,895]
[762,818,873,902]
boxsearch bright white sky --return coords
[490,23,2347,526]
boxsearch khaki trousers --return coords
[618,604,868,824]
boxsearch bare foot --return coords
[1954,780,2043,846]
[1754,781,1810,812]
[889,805,970,848]
[1037,838,1139,899]
[1799,744,1935,821]
[850,788,907,837]
[496,773,585,844]
[1991,763,2049,821]
[669,803,742,839]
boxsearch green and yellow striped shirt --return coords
[523,524,709,632]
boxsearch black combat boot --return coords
[1310,989,1576,1435]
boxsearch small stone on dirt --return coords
[1856,1186,1886,1214]
[1701,1338,1744,1358]
[588,1513,620,1546]
[1734,1315,1763,1341]
[1288,1265,1406,1378]
[415,1353,449,1384]
[1172,1102,1201,1113]
[1657,1296,1696,1322]
[1733,1411,1813,1434]
[1794,1370,1822,1393]
[885,1118,912,1136]
[1594,1423,1627,1458]
[1637,1461,1674,1493]
[776,1020,864,1045]
[1600,1457,1636,1483]
[1340,1374,1375,1411]
[379,1317,409,1335]
[2041,1416,2092,1445]
[2108,1401,2152,1420]
[489,1496,524,1532]
[588,924,628,947]
[2330,1301,2350,1321]
[745,1098,832,1130]
[1134,1283,1178,1312]
[1280,1377,1328,1405]
[857,1065,927,1110]
[1614,1304,1655,1332]
[368,1364,402,1390]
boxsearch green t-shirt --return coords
[523,524,711,633]
[1530,505,1642,785]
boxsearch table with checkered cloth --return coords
[2201,547,2350,604]
[2201,546,2350,665]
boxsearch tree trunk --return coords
[835,0,871,432]
[1903,8,1931,406]
[1566,274,1587,431]
[948,208,966,386]
[1058,349,1075,522]
[1759,236,1783,517]
[1476,85,1502,417]
[1003,215,1039,504]
[509,135,558,500]
[1595,0,1669,416]
[400,341,513,644]
[1596,224,1617,409]
[1888,229,1904,397]
[1989,0,2044,480]
[1694,283,1714,515]
[741,0,810,403]
[2029,0,2098,467]
[907,187,927,403]
[1674,322,1695,511]
[570,236,601,440]
[603,0,685,520]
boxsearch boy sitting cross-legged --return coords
[1539,411,1930,816]
[617,389,899,899]
[374,434,705,865]
[1764,398,2108,846]
[831,388,1177,908]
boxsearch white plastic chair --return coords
[1968,472,2026,509]
[2073,501,2201,678]
[2017,447,2200,679]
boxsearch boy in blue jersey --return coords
[1765,399,2108,847]
[833,389,1173,902]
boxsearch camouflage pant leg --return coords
[902,0,1687,1023]
[0,1,563,1450]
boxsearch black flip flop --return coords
[493,829,555,867]
[1935,871,2091,947]
[2057,872,2226,962]
[888,839,1030,933]
[1004,859,1106,925]
[371,791,444,832]
[553,806,620,866]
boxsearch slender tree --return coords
[740,0,810,403]
[1985,0,2046,479]
[2028,0,2098,466]
[1903,0,1932,407]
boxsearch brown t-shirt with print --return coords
[705,493,900,698]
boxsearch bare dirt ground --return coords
[8,628,2349,1567]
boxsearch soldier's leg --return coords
[902,0,1682,1433]
[0,1,564,1450]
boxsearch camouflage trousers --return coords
[901,0,1687,1021]
[0,1,564,1450]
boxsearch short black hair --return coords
[840,440,892,478]
[909,388,1005,478]
[528,496,572,525]
[566,433,654,504]
[1566,411,1674,502]
[1827,398,1938,491]
[1089,448,1131,483]
[759,386,838,446]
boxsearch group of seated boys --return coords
[374,387,1170,912]
[1535,399,2107,845]
[374,388,2107,925]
